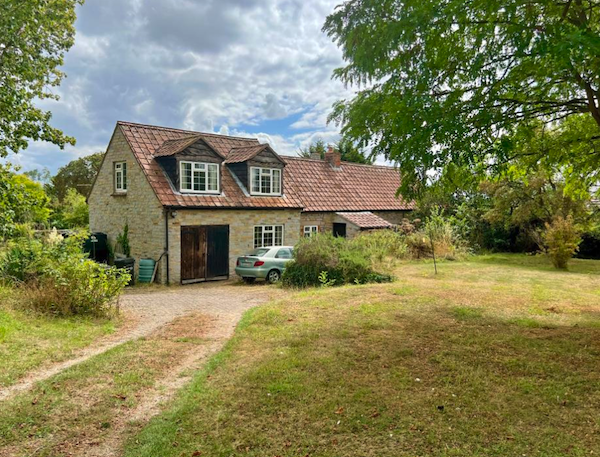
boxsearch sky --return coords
[14,0,356,174]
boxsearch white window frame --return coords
[250,167,282,196]
[114,162,127,193]
[303,225,318,237]
[254,225,284,248]
[179,161,220,194]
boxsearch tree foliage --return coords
[0,166,51,238]
[298,139,327,159]
[0,0,83,157]
[297,139,374,164]
[324,0,600,196]
[50,188,89,229]
[48,152,104,201]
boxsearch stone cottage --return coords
[88,121,414,284]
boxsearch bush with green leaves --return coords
[350,230,408,264]
[404,209,470,261]
[282,233,394,288]
[0,231,129,317]
[543,216,581,270]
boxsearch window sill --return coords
[112,192,127,197]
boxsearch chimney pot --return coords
[324,145,341,168]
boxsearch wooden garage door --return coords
[181,225,229,283]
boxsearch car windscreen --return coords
[247,248,270,257]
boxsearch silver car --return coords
[235,246,294,284]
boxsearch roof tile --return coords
[116,121,414,212]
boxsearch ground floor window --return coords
[254,225,283,248]
[303,225,318,237]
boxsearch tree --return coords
[24,168,52,184]
[336,138,374,164]
[48,152,104,201]
[58,188,89,228]
[0,0,83,158]
[298,139,373,164]
[298,139,327,159]
[0,166,51,238]
[324,0,600,196]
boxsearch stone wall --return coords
[332,214,361,238]
[168,209,301,284]
[88,128,167,281]
[299,212,335,236]
[373,210,411,225]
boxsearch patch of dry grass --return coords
[0,314,213,457]
[0,286,118,388]
[123,255,600,457]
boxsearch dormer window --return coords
[180,161,219,193]
[250,167,281,196]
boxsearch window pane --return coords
[208,164,218,191]
[116,172,122,190]
[193,169,202,191]
[181,163,192,190]
[122,163,127,190]
[263,231,274,246]
[272,169,281,194]
[254,227,262,248]
[274,226,283,246]
[261,173,271,194]
[276,248,291,259]
[252,168,260,193]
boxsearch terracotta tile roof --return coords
[115,121,414,212]
[117,121,302,209]
[283,157,415,212]
[224,144,269,164]
[336,211,394,229]
[153,134,204,158]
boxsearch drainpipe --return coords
[164,207,170,285]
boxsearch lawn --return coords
[123,254,600,457]
[0,314,213,456]
[0,286,117,388]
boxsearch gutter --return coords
[164,207,170,285]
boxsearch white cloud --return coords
[17,0,355,172]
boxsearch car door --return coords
[274,248,293,270]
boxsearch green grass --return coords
[0,323,207,456]
[123,254,600,457]
[0,286,117,387]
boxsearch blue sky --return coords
[13,0,354,174]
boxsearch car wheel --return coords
[242,277,256,284]
[267,269,281,284]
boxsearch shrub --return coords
[405,232,432,259]
[350,230,408,264]
[543,216,581,269]
[282,233,394,288]
[0,230,83,284]
[21,260,128,317]
[116,224,131,258]
[0,231,129,317]
[419,209,470,260]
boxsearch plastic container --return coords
[138,258,156,283]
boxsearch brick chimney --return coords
[324,145,341,168]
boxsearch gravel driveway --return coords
[0,280,281,402]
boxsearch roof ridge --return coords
[117,120,260,142]
[285,155,397,170]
